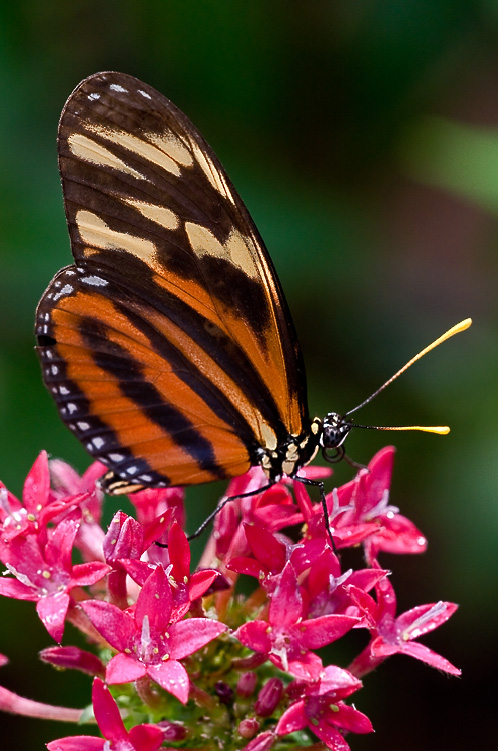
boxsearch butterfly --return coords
[35,72,470,501]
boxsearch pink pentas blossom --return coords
[0,508,110,642]
[348,562,461,677]
[130,486,186,541]
[80,566,227,703]
[301,545,388,619]
[0,448,461,749]
[228,522,327,596]
[47,458,107,562]
[213,468,309,561]
[234,560,358,680]
[333,447,427,560]
[47,678,165,751]
[0,452,90,552]
[292,477,379,550]
[112,516,221,619]
[276,666,373,750]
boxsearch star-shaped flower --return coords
[276,665,373,750]
[81,566,227,703]
[234,561,358,680]
[0,508,110,642]
[348,563,461,677]
[0,452,90,552]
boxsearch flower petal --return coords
[92,678,128,741]
[244,523,286,574]
[80,599,135,651]
[167,618,227,660]
[297,614,358,649]
[269,561,302,627]
[149,660,190,703]
[23,451,50,513]
[276,700,307,734]
[36,592,69,643]
[135,566,172,634]
[47,736,104,750]
[106,652,147,684]
[128,724,165,751]
[234,620,272,654]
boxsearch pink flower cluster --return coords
[0,447,460,750]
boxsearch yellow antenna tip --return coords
[456,318,472,331]
[376,425,450,435]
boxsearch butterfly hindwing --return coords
[36,72,309,492]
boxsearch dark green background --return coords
[0,2,495,748]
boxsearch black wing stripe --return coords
[67,262,286,437]
[77,316,227,480]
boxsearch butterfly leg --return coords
[292,474,338,553]
[185,483,275,542]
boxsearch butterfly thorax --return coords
[256,417,322,482]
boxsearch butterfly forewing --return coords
[36,72,309,492]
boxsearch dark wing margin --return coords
[36,71,309,491]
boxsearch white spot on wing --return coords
[110,84,127,93]
[81,275,109,287]
[53,284,74,301]
[77,421,90,431]
[92,437,105,449]
[147,131,194,168]
[88,92,101,101]
[108,453,125,463]
[260,423,278,451]
[138,89,151,99]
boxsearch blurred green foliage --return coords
[0,1,496,749]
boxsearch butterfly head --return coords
[319,413,353,463]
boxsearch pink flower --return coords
[0,452,89,551]
[302,546,387,619]
[348,563,461,677]
[112,517,220,619]
[234,561,358,680]
[0,446,461,747]
[0,508,110,642]
[130,486,186,545]
[49,459,108,560]
[212,468,306,561]
[47,678,164,751]
[276,666,373,750]
[80,566,227,703]
[333,447,427,560]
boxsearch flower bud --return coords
[238,718,260,738]
[157,720,187,741]
[254,678,284,717]
[236,671,258,698]
[214,681,233,705]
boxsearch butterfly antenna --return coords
[344,318,472,435]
